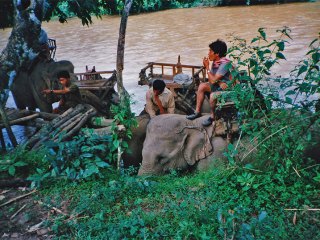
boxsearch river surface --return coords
[0,2,319,143]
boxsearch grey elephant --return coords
[11,60,76,112]
[138,114,241,175]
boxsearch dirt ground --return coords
[0,188,53,240]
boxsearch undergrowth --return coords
[38,166,319,239]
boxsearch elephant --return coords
[137,113,320,175]
[11,60,76,112]
[11,59,118,115]
[137,114,241,175]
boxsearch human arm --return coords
[206,60,229,90]
[145,89,157,118]
[167,92,175,114]
[42,87,73,95]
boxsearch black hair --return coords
[209,39,227,57]
[153,79,166,92]
[57,70,70,79]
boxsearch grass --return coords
[38,162,320,239]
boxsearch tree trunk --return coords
[116,0,133,100]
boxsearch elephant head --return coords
[11,60,75,112]
[138,114,228,175]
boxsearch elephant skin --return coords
[122,114,150,168]
[11,60,75,112]
[138,114,229,175]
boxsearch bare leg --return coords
[195,83,211,113]
[209,92,221,119]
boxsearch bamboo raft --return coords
[138,56,208,114]
[139,55,206,94]
[74,67,117,109]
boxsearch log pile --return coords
[26,104,97,149]
[0,108,59,129]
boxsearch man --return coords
[186,39,232,126]
[145,79,175,118]
[43,70,82,113]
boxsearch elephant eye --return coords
[157,155,169,165]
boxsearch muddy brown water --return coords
[0,2,319,143]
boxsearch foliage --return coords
[27,131,112,187]
[0,145,45,178]
[109,95,137,167]
[225,28,319,170]
[38,165,319,239]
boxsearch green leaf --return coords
[121,141,129,148]
[81,153,94,158]
[309,38,318,47]
[51,169,57,177]
[83,165,99,177]
[312,52,320,63]
[277,41,285,51]
[265,60,274,70]
[257,50,264,60]
[297,65,308,76]
[249,59,257,68]
[113,140,120,148]
[13,161,28,167]
[285,97,292,104]
[96,161,110,168]
[258,28,266,40]
[251,37,259,43]
[8,165,15,176]
[276,52,286,60]
[285,90,296,96]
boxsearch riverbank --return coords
[1,163,319,239]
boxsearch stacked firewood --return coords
[27,104,97,149]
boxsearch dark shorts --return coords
[210,84,223,92]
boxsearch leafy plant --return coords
[109,95,137,170]
[0,146,45,178]
[28,131,112,187]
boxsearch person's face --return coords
[153,89,161,96]
[59,77,68,87]
[208,49,219,61]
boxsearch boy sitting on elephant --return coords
[144,79,175,118]
[42,70,82,114]
[187,39,235,126]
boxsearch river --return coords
[0,1,319,143]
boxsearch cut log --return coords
[61,108,97,141]
[0,113,39,128]
[27,104,97,149]
[26,106,82,148]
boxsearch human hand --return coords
[42,89,51,94]
[219,82,228,90]
[203,57,209,69]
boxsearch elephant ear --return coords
[182,127,213,165]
